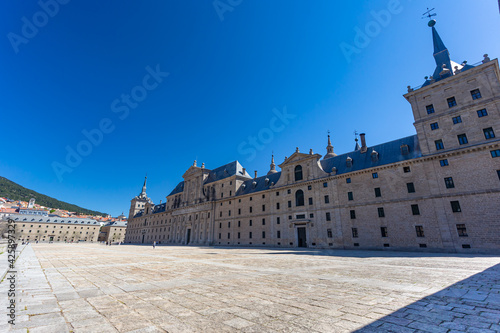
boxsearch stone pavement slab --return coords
[1,243,499,332]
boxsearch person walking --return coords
[153,241,156,249]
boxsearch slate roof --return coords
[168,181,184,196]
[104,221,127,227]
[320,135,421,175]
[235,172,282,196]
[9,214,99,225]
[152,203,166,214]
[204,161,250,184]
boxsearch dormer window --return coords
[294,165,303,181]
[371,150,379,162]
[401,144,410,155]
[346,157,353,168]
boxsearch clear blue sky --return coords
[1,1,499,216]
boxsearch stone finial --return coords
[483,54,490,64]
[242,168,246,175]
[407,85,413,93]
[193,160,197,167]
[296,147,299,153]
[309,149,313,155]
[201,163,205,169]
[454,66,461,74]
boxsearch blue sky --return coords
[1,1,499,216]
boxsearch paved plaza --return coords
[1,244,500,332]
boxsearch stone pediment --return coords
[278,151,322,168]
[182,165,209,179]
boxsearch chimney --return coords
[360,133,367,153]
[242,168,246,175]
[254,170,258,179]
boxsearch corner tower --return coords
[128,176,153,219]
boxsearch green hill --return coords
[0,176,106,216]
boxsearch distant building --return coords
[98,221,127,243]
[125,19,500,253]
[19,208,48,216]
[9,214,100,242]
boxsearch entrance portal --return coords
[186,229,191,244]
[297,227,307,247]
[142,234,145,244]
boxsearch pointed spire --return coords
[354,131,361,151]
[267,154,278,175]
[323,131,337,159]
[429,19,453,81]
[139,175,147,199]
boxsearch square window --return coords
[378,207,385,218]
[308,185,312,190]
[262,194,265,199]
[288,201,292,208]
[435,140,444,150]
[277,217,280,224]
[309,213,314,218]
[276,191,280,196]
[287,189,291,194]
[276,202,280,210]
[426,104,435,114]
[347,192,353,201]
[308,197,313,205]
[407,182,415,193]
[326,212,331,221]
[323,182,328,188]
[288,215,292,220]
[372,172,378,179]
[350,210,356,219]
[415,225,425,237]
[483,127,495,139]
[346,178,351,184]
[492,149,500,158]
[444,177,455,189]
[447,97,457,108]
[471,89,482,100]
[351,228,358,238]
[403,166,411,173]
[380,227,388,238]
[477,109,488,117]
[451,201,461,213]
[457,134,468,145]
[452,116,462,124]
[430,122,439,130]
[324,195,330,204]
[250,197,253,201]
[277,231,281,239]
[411,204,420,215]
[456,224,467,237]
[374,187,381,197]
[440,159,449,167]
[327,229,333,238]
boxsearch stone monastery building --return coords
[125,20,500,253]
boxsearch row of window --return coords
[349,201,462,219]
[351,223,468,238]
[425,89,482,115]
[219,231,272,239]
[435,132,497,150]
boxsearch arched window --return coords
[295,190,305,207]
[294,165,303,181]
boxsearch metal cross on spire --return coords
[422,8,437,20]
